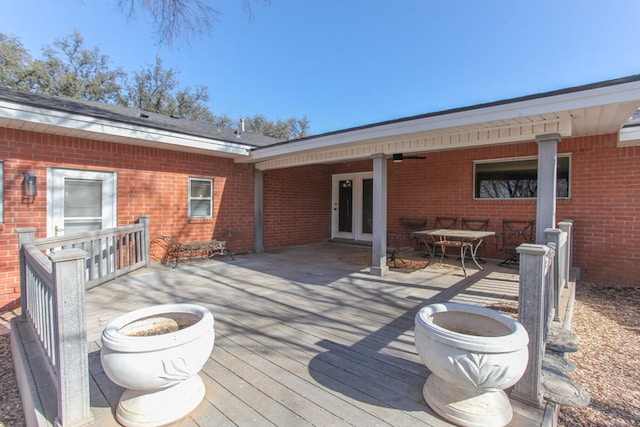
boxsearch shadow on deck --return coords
[14,242,565,426]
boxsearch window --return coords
[189,178,213,218]
[474,156,570,199]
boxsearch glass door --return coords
[332,172,373,241]
[337,179,353,234]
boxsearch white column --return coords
[370,154,388,276]
[535,133,561,243]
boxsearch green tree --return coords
[174,86,216,122]
[212,113,234,129]
[0,33,36,91]
[119,56,215,123]
[32,31,125,103]
[244,114,309,139]
[0,31,309,139]
[283,116,310,139]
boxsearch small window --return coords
[188,178,213,218]
[474,156,570,199]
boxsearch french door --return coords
[331,172,373,241]
[47,168,117,237]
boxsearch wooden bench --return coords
[155,236,234,268]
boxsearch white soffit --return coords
[0,100,252,158]
[249,78,640,170]
[253,114,572,171]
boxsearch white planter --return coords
[415,303,529,427]
[101,303,215,427]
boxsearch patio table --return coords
[412,229,495,276]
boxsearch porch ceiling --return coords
[248,77,640,171]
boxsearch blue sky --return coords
[3,1,640,134]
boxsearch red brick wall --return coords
[385,134,640,286]
[559,134,640,286]
[331,160,373,175]
[1,126,637,310]
[262,164,332,248]
[386,142,539,250]
[263,135,640,287]
[0,127,255,310]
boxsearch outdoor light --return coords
[392,153,403,163]
[23,172,37,200]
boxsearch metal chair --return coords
[434,217,458,229]
[387,233,409,267]
[399,217,428,250]
[497,219,535,267]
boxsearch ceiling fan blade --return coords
[390,153,427,161]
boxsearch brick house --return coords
[1,75,640,311]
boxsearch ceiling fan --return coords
[392,153,427,162]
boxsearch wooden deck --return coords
[83,243,545,426]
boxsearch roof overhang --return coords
[246,76,640,170]
[0,98,253,158]
[2,76,640,166]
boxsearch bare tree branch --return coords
[116,0,269,46]
[117,0,219,46]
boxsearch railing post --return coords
[512,243,554,408]
[558,220,574,286]
[49,248,94,427]
[545,228,562,322]
[17,227,37,320]
[139,215,151,267]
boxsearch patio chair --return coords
[461,218,490,263]
[434,217,458,229]
[399,217,428,250]
[387,233,409,267]
[497,219,535,267]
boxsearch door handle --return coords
[55,225,64,237]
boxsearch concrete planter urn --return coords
[414,302,529,427]
[101,304,214,427]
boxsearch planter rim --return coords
[101,303,214,353]
[415,302,528,352]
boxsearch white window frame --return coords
[47,168,117,237]
[188,177,213,218]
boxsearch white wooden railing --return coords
[547,221,573,321]
[15,216,150,426]
[26,215,151,289]
[511,219,573,408]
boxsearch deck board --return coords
[215,326,410,426]
[83,243,536,427]
[203,356,308,427]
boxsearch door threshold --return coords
[328,238,372,247]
